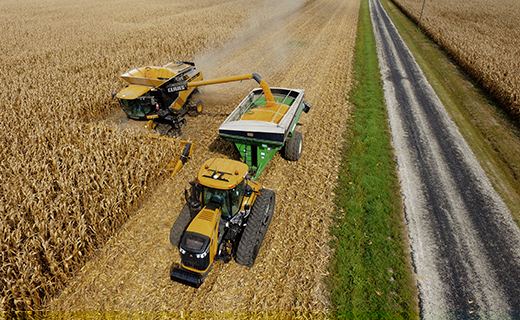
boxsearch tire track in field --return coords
[48,0,359,312]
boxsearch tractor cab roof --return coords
[197,158,249,190]
[116,61,195,100]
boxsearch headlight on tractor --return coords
[179,232,211,272]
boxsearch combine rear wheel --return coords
[188,99,203,117]
[281,130,303,161]
[235,189,275,267]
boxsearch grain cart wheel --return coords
[188,99,203,117]
[235,189,275,267]
[169,204,192,247]
[281,130,303,161]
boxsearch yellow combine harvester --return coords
[112,61,276,138]
[112,61,204,137]
[170,158,275,287]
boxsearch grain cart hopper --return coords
[166,72,312,179]
[219,87,311,179]
[112,61,204,137]
[170,158,275,287]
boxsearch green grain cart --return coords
[218,87,311,179]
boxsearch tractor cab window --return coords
[230,181,245,216]
[202,187,230,217]
[119,95,154,117]
[201,181,245,218]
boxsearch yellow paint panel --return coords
[115,84,151,100]
[197,158,249,189]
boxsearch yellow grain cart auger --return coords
[169,158,275,287]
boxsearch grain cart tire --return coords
[188,99,203,117]
[281,131,303,161]
[235,189,275,267]
[170,204,192,247]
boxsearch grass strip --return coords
[329,0,418,318]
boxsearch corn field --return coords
[1,0,361,313]
[0,0,255,311]
[390,0,520,121]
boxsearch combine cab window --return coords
[119,96,154,118]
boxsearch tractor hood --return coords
[185,204,221,239]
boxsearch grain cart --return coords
[170,158,275,287]
[219,87,311,179]
[112,61,204,137]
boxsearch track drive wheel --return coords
[188,99,203,117]
[281,130,303,161]
[170,204,192,247]
[235,189,275,267]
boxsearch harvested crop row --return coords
[47,0,359,312]
[390,0,520,120]
[0,0,261,310]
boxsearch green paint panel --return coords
[232,140,282,180]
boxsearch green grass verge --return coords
[328,0,419,318]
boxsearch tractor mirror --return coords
[184,189,190,203]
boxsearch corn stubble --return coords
[1,0,360,313]
[0,0,248,311]
[391,0,520,120]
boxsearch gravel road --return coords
[369,0,520,318]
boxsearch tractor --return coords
[169,158,275,288]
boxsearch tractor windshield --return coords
[119,96,154,118]
[202,181,245,218]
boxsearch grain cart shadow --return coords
[208,136,242,159]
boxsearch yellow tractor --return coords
[112,61,204,137]
[170,158,275,287]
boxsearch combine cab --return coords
[113,61,203,137]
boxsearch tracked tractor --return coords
[113,61,204,137]
[170,158,275,288]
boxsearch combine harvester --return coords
[112,61,204,138]
[169,75,311,287]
